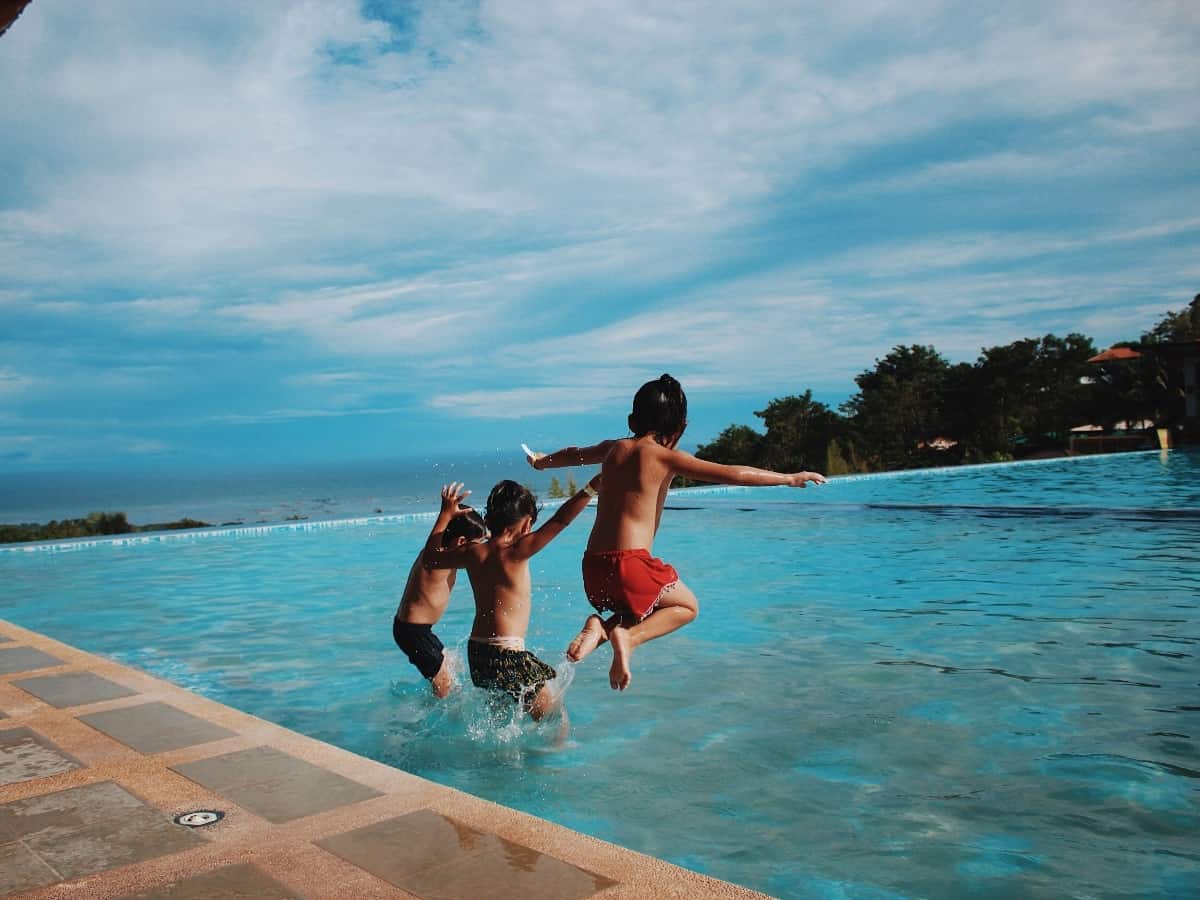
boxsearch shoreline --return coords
[1,448,1173,553]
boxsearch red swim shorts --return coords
[582,549,680,621]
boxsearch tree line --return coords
[693,294,1200,477]
[0,512,211,544]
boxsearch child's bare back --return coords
[530,374,825,691]
[425,478,599,720]
[393,488,486,698]
[586,437,674,552]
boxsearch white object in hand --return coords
[521,443,537,459]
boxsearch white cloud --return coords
[430,386,628,419]
[5,0,1196,280]
[1,0,1198,443]
[815,216,1200,280]
[209,405,410,425]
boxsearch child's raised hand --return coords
[788,472,827,488]
[440,482,472,514]
[522,443,547,470]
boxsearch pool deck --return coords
[0,620,767,899]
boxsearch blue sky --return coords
[2,0,1198,470]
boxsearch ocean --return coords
[0,451,586,529]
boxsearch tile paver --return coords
[0,647,63,675]
[1,780,159,842]
[12,671,138,708]
[0,780,204,886]
[114,863,305,899]
[0,840,59,895]
[0,726,83,786]
[318,809,616,900]
[25,806,204,881]
[172,746,383,824]
[402,844,616,900]
[79,701,237,754]
[0,782,202,888]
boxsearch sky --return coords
[2,0,1199,470]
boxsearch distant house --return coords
[916,436,958,451]
[1086,346,1143,363]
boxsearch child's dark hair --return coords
[484,480,538,533]
[629,373,687,439]
[442,507,487,545]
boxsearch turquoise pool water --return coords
[2,451,1198,898]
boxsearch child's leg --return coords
[429,658,453,698]
[527,682,562,722]
[608,581,698,691]
[566,613,608,661]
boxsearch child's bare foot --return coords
[609,625,633,691]
[567,614,606,662]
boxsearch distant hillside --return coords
[0,511,210,544]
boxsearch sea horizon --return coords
[0,448,597,529]
[2,447,1171,545]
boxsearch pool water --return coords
[2,451,1198,898]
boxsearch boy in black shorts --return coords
[392,482,486,697]
[424,477,600,720]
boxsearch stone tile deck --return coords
[0,620,768,899]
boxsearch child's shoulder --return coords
[600,436,635,461]
[607,436,675,469]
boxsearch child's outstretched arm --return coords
[525,441,615,470]
[422,482,476,569]
[666,451,826,488]
[513,474,602,558]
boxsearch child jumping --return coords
[392,482,487,697]
[528,373,825,691]
[424,476,601,720]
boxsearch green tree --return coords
[755,391,845,472]
[566,473,579,494]
[547,476,565,498]
[1137,294,1200,427]
[968,334,1096,453]
[1030,333,1097,440]
[972,339,1040,453]
[842,345,951,469]
[1142,294,1200,343]
[695,424,766,467]
[87,511,132,535]
[824,438,866,475]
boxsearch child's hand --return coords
[788,472,826,488]
[440,482,472,514]
[522,443,547,470]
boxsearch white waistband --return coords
[470,635,526,651]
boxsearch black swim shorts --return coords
[467,640,556,707]
[392,618,445,680]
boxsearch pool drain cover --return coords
[174,809,224,827]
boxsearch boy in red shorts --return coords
[528,374,825,691]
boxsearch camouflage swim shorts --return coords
[467,640,556,707]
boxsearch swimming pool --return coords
[2,451,1197,898]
